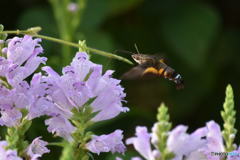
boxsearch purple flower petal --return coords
[27,97,55,120]
[126,126,155,160]
[132,157,143,160]
[70,52,95,82]
[186,150,208,160]
[45,116,75,141]
[26,137,50,159]
[0,57,9,76]
[90,69,128,121]
[6,35,43,66]
[227,147,240,160]
[201,121,225,160]
[0,107,22,127]
[0,141,22,160]
[167,125,207,160]
[3,36,46,86]
[86,130,126,155]
[206,121,224,152]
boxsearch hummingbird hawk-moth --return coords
[121,53,184,89]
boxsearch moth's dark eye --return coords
[174,74,184,85]
[175,74,181,80]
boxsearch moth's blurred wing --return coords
[121,65,146,80]
[149,54,167,63]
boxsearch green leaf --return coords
[161,3,220,70]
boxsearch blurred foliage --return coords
[161,3,220,70]
[1,0,240,159]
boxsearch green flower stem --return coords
[70,107,94,160]
[48,142,66,147]
[0,24,7,56]
[49,0,88,65]
[0,29,133,65]
[221,84,237,152]
[155,103,174,160]
[6,115,32,158]
[49,0,73,64]
[61,98,97,160]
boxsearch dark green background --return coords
[1,0,240,159]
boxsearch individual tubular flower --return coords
[45,116,76,142]
[0,141,22,160]
[201,120,225,160]
[0,86,23,127]
[26,137,50,160]
[0,57,10,76]
[89,69,129,121]
[86,130,126,155]
[167,125,207,160]
[2,35,47,86]
[206,121,225,152]
[25,73,60,120]
[0,106,22,127]
[126,126,157,160]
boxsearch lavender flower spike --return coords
[0,141,22,160]
[86,129,126,155]
[26,137,50,160]
[41,52,128,141]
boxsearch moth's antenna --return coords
[134,43,140,54]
